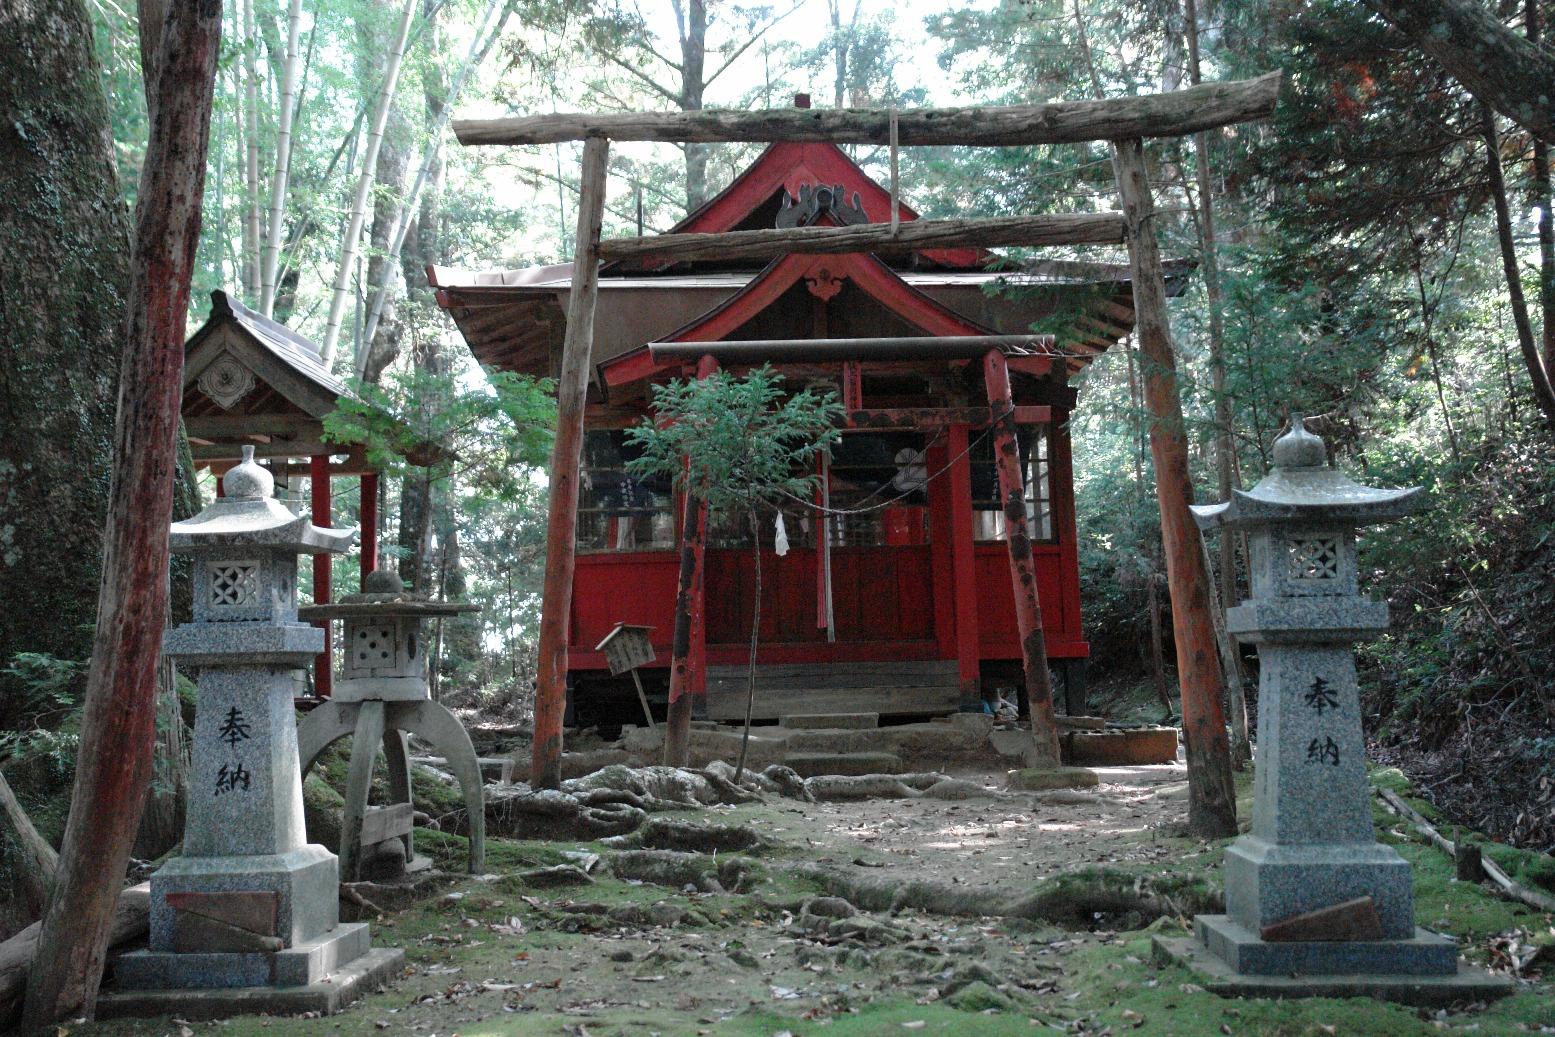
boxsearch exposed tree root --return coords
[608,849,764,893]
[616,816,768,854]
[787,863,1219,927]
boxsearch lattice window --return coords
[1288,538,1340,581]
[209,561,259,607]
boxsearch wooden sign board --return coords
[595,622,655,676]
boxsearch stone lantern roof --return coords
[298,568,480,621]
[170,446,358,553]
[1191,417,1422,531]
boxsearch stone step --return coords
[1064,727,1179,767]
[783,751,904,778]
[779,712,879,730]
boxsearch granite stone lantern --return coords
[1153,418,1510,1004]
[297,570,485,880]
[109,448,403,1018]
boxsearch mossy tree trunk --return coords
[0,0,130,711]
[22,0,221,1024]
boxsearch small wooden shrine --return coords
[431,128,1186,727]
[182,290,381,696]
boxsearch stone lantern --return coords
[297,570,485,880]
[110,448,402,1017]
[1153,418,1509,1003]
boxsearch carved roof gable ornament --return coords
[776,182,868,229]
[197,352,257,410]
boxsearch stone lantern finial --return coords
[222,444,274,500]
[1271,414,1325,469]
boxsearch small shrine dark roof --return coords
[181,291,363,470]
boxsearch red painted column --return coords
[360,470,379,580]
[665,354,717,764]
[946,424,981,705]
[925,438,958,663]
[310,454,333,699]
[215,475,225,498]
[983,351,1060,763]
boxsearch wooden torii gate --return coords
[452,73,1283,825]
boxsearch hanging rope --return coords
[776,417,1005,517]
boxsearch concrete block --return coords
[1064,727,1179,766]
[101,946,405,1020]
[1151,935,1512,1007]
[1195,915,1458,977]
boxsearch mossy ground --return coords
[71,766,1555,1037]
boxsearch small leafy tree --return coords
[627,365,842,778]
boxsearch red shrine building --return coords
[432,138,1171,727]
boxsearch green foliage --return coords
[624,365,843,518]
[0,652,83,771]
[322,368,555,497]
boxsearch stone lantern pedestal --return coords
[297,570,485,880]
[104,449,403,1020]
[1152,419,1511,1005]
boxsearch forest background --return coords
[2,0,1553,942]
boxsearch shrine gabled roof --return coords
[182,290,353,420]
[610,141,989,273]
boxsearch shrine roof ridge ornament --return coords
[1191,416,1423,530]
[170,445,359,552]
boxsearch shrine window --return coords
[577,430,677,552]
[970,424,1054,542]
[706,431,931,549]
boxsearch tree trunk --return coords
[530,136,609,791]
[679,0,709,210]
[319,0,417,366]
[1362,0,1555,144]
[357,96,410,384]
[663,491,705,768]
[1480,105,1555,432]
[0,0,130,710]
[0,771,56,920]
[1114,137,1238,839]
[1530,0,1555,379]
[1181,0,1251,763]
[21,0,220,1025]
[1124,336,1173,718]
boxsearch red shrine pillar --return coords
[360,470,379,581]
[310,454,333,698]
[946,424,981,704]
[983,350,1060,763]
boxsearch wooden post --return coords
[310,453,333,699]
[1114,137,1237,836]
[360,470,379,579]
[665,353,717,766]
[982,351,1060,764]
[531,135,610,791]
[947,423,981,705]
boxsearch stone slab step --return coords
[783,751,903,778]
[779,712,879,730]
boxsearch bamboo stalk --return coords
[318,0,417,365]
[259,0,303,317]
[596,212,1124,262]
[357,0,513,372]
[455,71,1281,147]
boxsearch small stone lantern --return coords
[297,570,485,880]
[111,447,402,1015]
[1154,418,1509,1003]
